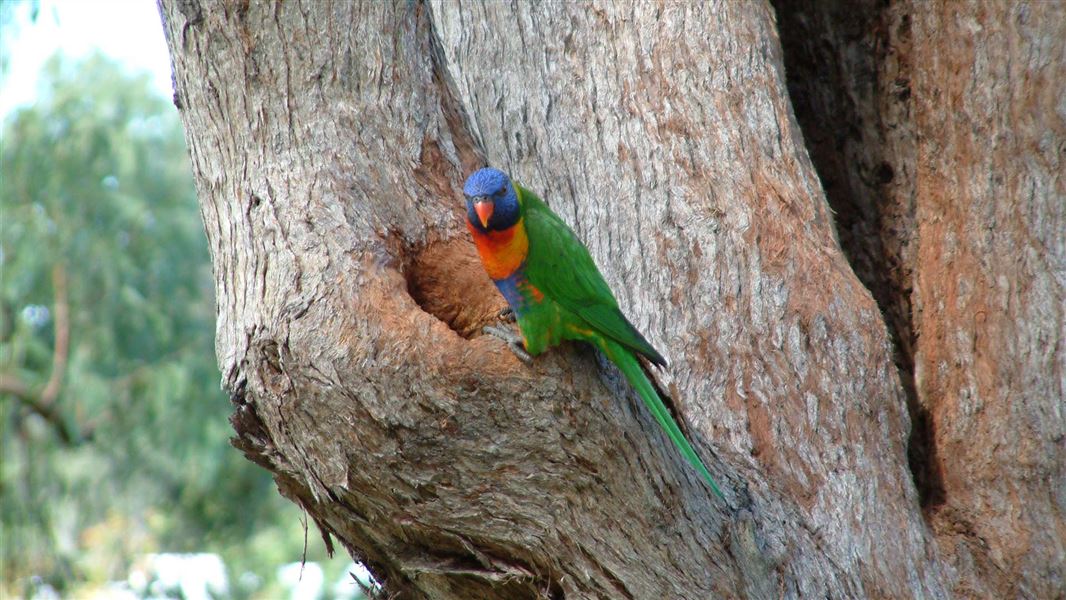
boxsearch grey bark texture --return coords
[159,0,1063,598]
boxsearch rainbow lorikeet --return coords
[463,167,723,498]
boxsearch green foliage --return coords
[0,54,340,597]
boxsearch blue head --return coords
[463,167,520,232]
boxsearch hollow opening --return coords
[404,238,507,339]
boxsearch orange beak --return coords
[474,201,494,228]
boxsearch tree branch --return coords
[0,264,75,445]
[39,264,69,407]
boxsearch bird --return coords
[462,166,724,498]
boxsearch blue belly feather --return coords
[493,266,532,316]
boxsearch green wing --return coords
[518,184,667,366]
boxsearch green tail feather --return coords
[600,338,725,499]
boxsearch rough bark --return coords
[912,4,1066,597]
[775,1,1066,598]
[156,0,1066,598]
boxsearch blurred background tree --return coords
[0,50,354,599]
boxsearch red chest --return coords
[468,219,529,280]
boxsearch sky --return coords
[0,0,174,119]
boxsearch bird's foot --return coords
[496,307,516,323]
[483,325,532,365]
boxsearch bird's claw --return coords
[496,307,516,323]
[483,324,532,365]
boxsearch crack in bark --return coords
[400,1,502,340]
[771,0,945,511]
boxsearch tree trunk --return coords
[158,0,1062,598]
[776,1,1065,598]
